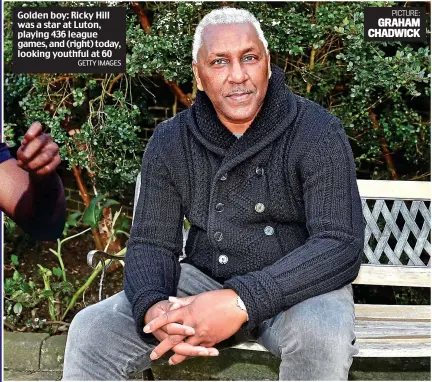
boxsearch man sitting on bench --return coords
[63,7,365,381]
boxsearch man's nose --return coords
[228,60,248,83]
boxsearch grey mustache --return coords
[227,89,254,96]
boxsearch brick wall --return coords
[63,182,134,221]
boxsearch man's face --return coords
[193,23,270,125]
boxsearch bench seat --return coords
[228,262,432,358]
[232,304,431,357]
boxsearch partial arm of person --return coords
[124,126,219,358]
[123,127,187,342]
[0,123,66,241]
[223,119,365,333]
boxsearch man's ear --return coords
[267,51,272,79]
[192,62,204,91]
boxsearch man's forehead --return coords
[200,22,263,55]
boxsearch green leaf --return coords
[13,270,21,281]
[13,302,22,315]
[101,199,120,210]
[11,254,19,266]
[37,264,49,274]
[42,290,54,297]
[52,267,63,278]
[82,195,106,228]
[21,283,31,294]
[67,212,82,228]
[10,290,24,300]
[10,290,32,304]
[38,264,52,279]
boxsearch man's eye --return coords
[243,55,257,62]
[212,58,228,65]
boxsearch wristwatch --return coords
[236,296,249,321]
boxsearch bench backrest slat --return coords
[357,180,430,200]
[354,303,430,321]
[353,264,430,287]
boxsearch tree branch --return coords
[163,77,192,108]
[306,2,319,93]
[130,2,151,33]
[107,74,123,95]
[368,108,400,180]
[130,2,192,109]
[71,164,104,249]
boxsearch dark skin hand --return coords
[144,300,220,363]
[0,122,65,240]
[144,289,248,365]
[17,122,62,176]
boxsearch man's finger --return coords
[152,329,169,342]
[32,154,62,176]
[170,343,218,359]
[149,334,185,360]
[169,302,181,311]
[144,307,184,333]
[169,296,196,306]
[153,329,206,358]
[17,134,50,166]
[170,337,219,365]
[164,323,195,336]
[23,122,43,143]
[22,144,59,173]
[169,354,189,365]
[169,336,195,365]
[150,336,217,361]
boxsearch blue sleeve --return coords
[0,143,12,164]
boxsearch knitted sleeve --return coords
[224,120,365,334]
[0,142,12,164]
[123,132,184,342]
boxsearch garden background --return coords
[2,1,431,377]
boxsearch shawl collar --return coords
[187,65,298,173]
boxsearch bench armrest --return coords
[87,249,126,269]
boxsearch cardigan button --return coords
[264,226,274,236]
[215,203,224,212]
[214,231,223,241]
[256,166,264,176]
[220,173,228,181]
[218,255,228,264]
[255,203,265,213]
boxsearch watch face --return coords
[237,296,248,320]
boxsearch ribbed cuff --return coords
[224,271,284,336]
[131,288,169,343]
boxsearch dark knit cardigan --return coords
[124,66,365,341]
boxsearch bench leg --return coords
[142,368,155,380]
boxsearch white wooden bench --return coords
[88,178,431,358]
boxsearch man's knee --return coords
[67,292,132,350]
[273,290,358,380]
[67,303,108,352]
[278,288,356,358]
[289,314,355,357]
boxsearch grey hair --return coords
[192,7,269,62]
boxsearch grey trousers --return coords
[63,263,358,381]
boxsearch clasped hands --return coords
[143,289,248,366]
